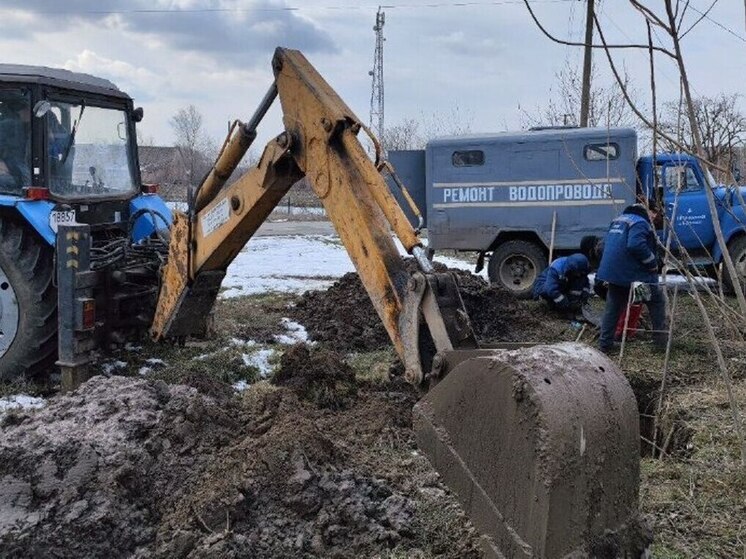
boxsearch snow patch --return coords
[101,360,128,374]
[232,380,250,392]
[229,338,258,348]
[138,366,152,376]
[221,236,355,298]
[144,358,166,368]
[242,349,276,379]
[0,394,45,415]
[274,318,310,345]
[221,234,481,298]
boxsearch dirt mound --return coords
[291,273,388,352]
[0,376,480,558]
[290,265,548,351]
[273,344,357,409]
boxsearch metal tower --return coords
[369,7,385,145]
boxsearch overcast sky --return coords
[1,0,744,150]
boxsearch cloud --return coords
[0,0,337,67]
[63,50,163,102]
[435,31,502,57]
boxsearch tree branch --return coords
[522,0,676,58]
[592,11,730,176]
[680,0,719,39]
[630,0,672,32]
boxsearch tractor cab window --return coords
[664,164,702,193]
[46,100,137,199]
[0,89,31,193]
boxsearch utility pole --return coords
[369,7,385,146]
[579,0,595,127]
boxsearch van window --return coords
[584,143,619,161]
[452,150,484,167]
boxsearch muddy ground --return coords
[0,366,479,558]
[290,267,566,351]
[1,269,745,558]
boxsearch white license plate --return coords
[49,210,77,233]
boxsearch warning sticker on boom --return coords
[201,198,231,236]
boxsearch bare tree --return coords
[169,105,215,188]
[660,93,746,182]
[381,118,424,151]
[522,0,746,465]
[382,107,474,152]
[519,60,642,131]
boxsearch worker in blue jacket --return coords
[596,203,667,353]
[533,253,591,313]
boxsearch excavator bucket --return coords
[414,342,650,558]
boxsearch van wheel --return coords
[488,240,547,299]
[724,236,746,294]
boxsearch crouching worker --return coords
[533,254,591,315]
[596,203,667,354]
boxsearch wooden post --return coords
[549,210,558,263]
[579,0,595,127]
[653,283,679,458]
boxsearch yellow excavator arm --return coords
[150,48,475,386]
[150,48,649,558]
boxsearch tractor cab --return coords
[0,65,142,197]
[0,65,169,382]
[0,65,160,236]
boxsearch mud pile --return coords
[291,267,548,351]
[273,344,357,410]
[0,376,479,558]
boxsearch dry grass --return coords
[616,292,746,558]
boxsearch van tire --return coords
[488,240,547,299]
[0,218,57,381]
[724,236,746,294]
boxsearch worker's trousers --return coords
[599,283,666,352]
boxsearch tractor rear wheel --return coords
[0,217,57,381]
[488,240,547,299]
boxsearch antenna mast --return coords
[369,6,385,146]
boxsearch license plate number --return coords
[49,210,77,233]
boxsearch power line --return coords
[688,2,746,43]
[0,0,576,16]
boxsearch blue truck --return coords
[390,126,746,296]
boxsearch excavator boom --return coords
[150,48,648,557]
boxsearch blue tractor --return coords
[0,65,170,380]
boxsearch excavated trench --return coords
[626,375,694,458]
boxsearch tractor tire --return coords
[0,217,57,381]
[724,235,746,295]
[488,240,547,299]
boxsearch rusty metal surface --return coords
[398,273,429,385]
[150,212,190,340]
[195,121,256,213]
[413,342,646,558]
[158,270,225,338]
[275,47,433,364]
[192,138,302,272]
[270,47,479,379]
[152,47,478,383]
